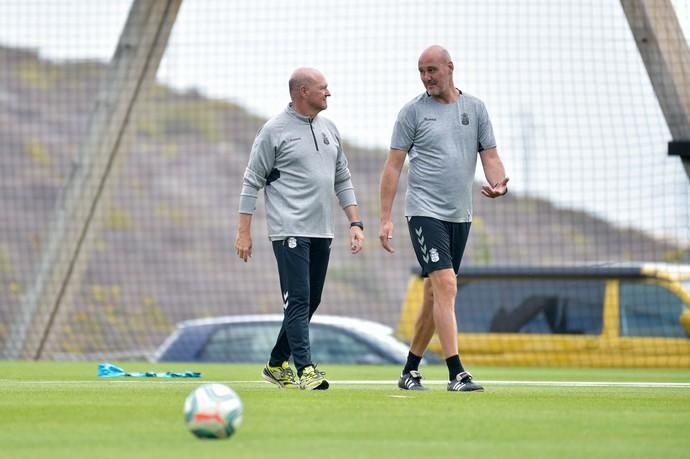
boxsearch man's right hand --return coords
[235,232,252,262]
[379,220,395,253]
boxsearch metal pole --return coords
[4,0,183,360]
[621,0,690,179]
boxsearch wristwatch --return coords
[350,221,364,230]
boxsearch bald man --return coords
[379,46,509,392]
[236,68,364,390]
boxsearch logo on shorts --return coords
[429,248,439,263]
[415,226,430,264]
[322,132,330,145]
[461,113,469,125]
[287,237,297,249]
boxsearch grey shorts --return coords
[407,216,471,277]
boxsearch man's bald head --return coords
[418,45,452,67]
[288,67,330,117]
[289,67,323,99]
[417,45,456,101]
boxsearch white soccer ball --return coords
[184,383,243,439]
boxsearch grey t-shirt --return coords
[239,104,357,240]
[390,92,496,222]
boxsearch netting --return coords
[0,0,689,366]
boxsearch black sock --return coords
[446,354,465,380]
[402,351,423,375]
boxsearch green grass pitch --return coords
[1,362,689,459]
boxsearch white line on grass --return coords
[330,380,690,388]
[2,379,689,388]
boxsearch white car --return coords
[153,314,439,365]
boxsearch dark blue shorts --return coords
[407,216,471,277]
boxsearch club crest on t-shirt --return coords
[461,113,470,125]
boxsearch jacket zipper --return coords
[308,119,319,152]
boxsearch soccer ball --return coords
[184,383,243,439]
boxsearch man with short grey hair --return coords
[379,45,509,392]
[236,67,364,390]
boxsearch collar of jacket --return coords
[286,103,317,123]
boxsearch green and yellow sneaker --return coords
[262,361,299,388]
[299,365,329,390]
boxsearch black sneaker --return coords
[398,370,428,391]
[447,371,484,392]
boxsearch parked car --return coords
[153,314,439,365]
[398,263,690,367]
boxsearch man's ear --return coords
[448,61,454,72]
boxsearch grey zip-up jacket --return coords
[239,103,357,240]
